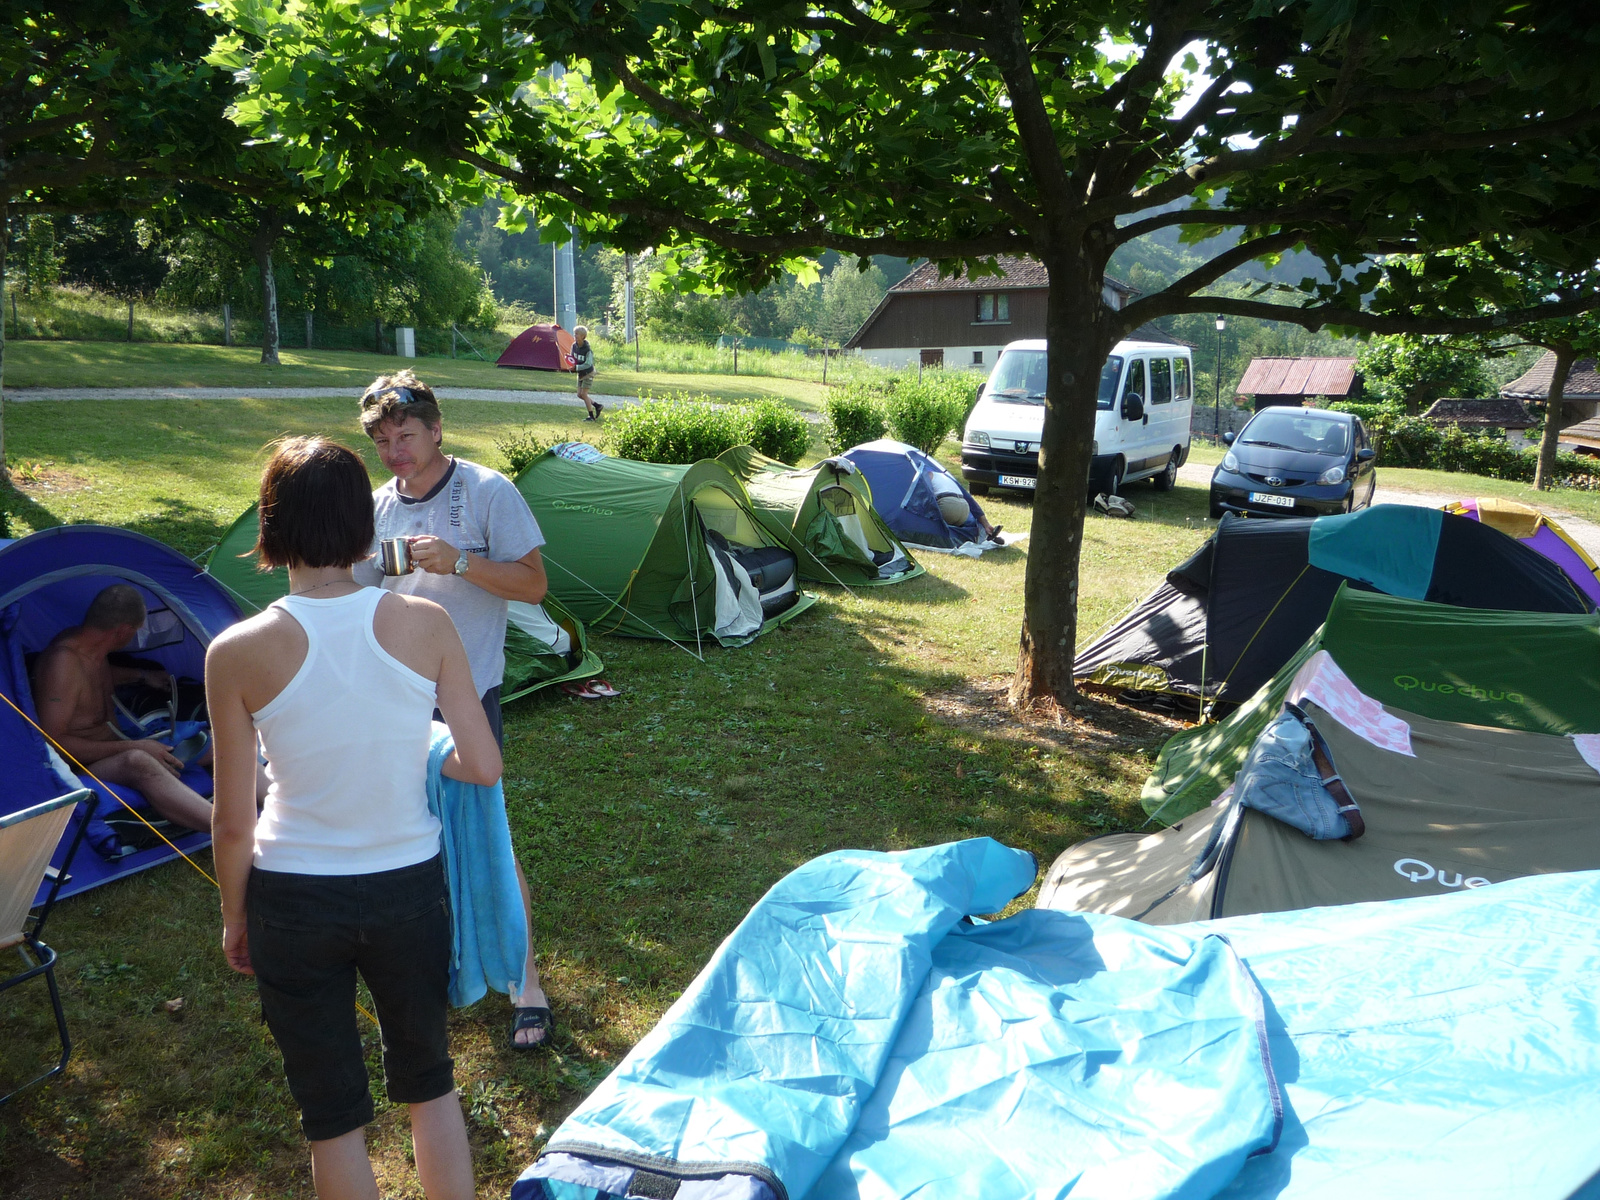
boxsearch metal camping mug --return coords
[378,537,415,576]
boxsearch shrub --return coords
[605,393,744,463]
[883,373,974,455]
[738,399,812,464]
[823,386,888,453]
[1366,413,1600,489]
[495,426,553,477]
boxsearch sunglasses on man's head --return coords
[361,386,416,408]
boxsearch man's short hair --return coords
[359,370,442,438]
[85,584,147,632]
[574,325,588,337]
[253,437,375,570]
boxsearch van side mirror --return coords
[1222,430,1236,445]
[1121,392,1144,422]
[1356,447,1376,462]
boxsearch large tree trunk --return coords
[251,213,281,366]
[1010,254,1116,706]
[1533,343,1575,491]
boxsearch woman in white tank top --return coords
[206,437,500,1200]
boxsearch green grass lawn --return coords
[0,397,1211,1199]
[3,341,829,410]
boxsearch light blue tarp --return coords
[1305,506,1442,600]
[1204,870,1600,1199]
[515,845,1600,1200]
[514,839,1281,1200]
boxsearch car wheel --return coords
[968,482,990,496]
[1151,449,1179,492]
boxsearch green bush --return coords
[494,426,553,477]
[823,386,888,453]
[1367,413,1600,489]
[738,399,812,464]
[884,372,976,455]
[603,391,812,465]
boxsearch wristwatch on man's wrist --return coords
[453,551,471,575]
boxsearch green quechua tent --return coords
[1140,584,1600,825]
[512,450,817,647]
[205,504,605,702]
[716,446,924,588]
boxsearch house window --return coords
[972,350,984,365]
[976,293,1010,323]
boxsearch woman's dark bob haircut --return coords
[253,436,375,570]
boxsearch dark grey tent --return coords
[1075,505,1595,709]
[1038,697,1600,923]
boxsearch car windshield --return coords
[986,350,1048,402]
[1239,409,1350,456]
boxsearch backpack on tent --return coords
[205,503,605,702]
[1075,505,1595,708]
[0,526,243,900]
[716,446,924,587]
[839,439,991,550]
[512,450,816,648]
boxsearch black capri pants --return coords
[247,853,454,1141]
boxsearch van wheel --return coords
[1152,449,1179,492]
[968,482,990,496]
[1108,459,1124,496]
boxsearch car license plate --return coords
[1249,491,1295,508]
[999,474,1037,489]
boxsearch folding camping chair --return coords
[1,788,95,1105]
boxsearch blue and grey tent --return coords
[839,440,989,550]
[0,526,241,900]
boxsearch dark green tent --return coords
[1141,585,1600,824]
[512,451,816,647]
[205,504,604,702]
[716,446,923,587]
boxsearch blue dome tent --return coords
[839,439,988,550]
[0,526,243,900]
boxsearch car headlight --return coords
[968,430,990,447]
[1222,451,1239,472]
[1318,464,1346,485]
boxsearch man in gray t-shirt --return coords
[354,371,555,1049]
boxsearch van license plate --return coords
[1249,492,1295,508]
[999,474,1037,489]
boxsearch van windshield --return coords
[983,351,1126,408]
[1239,409,1351,456]
[987,349,1048,402]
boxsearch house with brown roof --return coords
[1235,356,1361,411]
[1501,352,1600,420]
[1421,397,1537,449]
[844,256,1139,370]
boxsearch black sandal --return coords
[509,1005,552,1051]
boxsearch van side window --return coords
[1150,357,1172,404]
[1124,358,1147,404]
[1174,357,1191,401]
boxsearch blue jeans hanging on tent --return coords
[1234,703,1364,840]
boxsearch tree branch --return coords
[1110,203,1341,246]
[988,0,1071,223]
[1117,232,1304,322]
[596,54,818,179]
[1129,290,1600,338]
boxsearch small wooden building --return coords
[1421,397,1537,449]
[1501,352,1600,425]
[1235,356,1361,411]
[845,256,1136,370]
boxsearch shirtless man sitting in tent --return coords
[31,584,215,832]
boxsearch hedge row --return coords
[1367,413,1600,489]
[602,392,812,465]
[823,369,978,455]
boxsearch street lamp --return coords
[1214,316,1226,442]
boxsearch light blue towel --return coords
[426,724,528,1008]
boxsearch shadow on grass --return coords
[120,497,231,560]
[1,483,62,535]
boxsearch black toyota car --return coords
[1209,407,1376,518]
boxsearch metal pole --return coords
[223,303,231,346]
[451,324,457,358]
[823,343,828,384]
[733,341,738,375]
[127,298,134,342]
[1214,318,1224,442]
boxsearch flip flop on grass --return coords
[561,680,603,700]
[588,678,622,698]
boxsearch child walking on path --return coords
[572,326,601,420]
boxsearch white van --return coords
[960,338,1195,496]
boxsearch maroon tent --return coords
[497,324,576,371]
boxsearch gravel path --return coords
[1177,460,1600,560]
[1,385,826,421]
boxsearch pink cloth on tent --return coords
[1288,650,1415,756]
